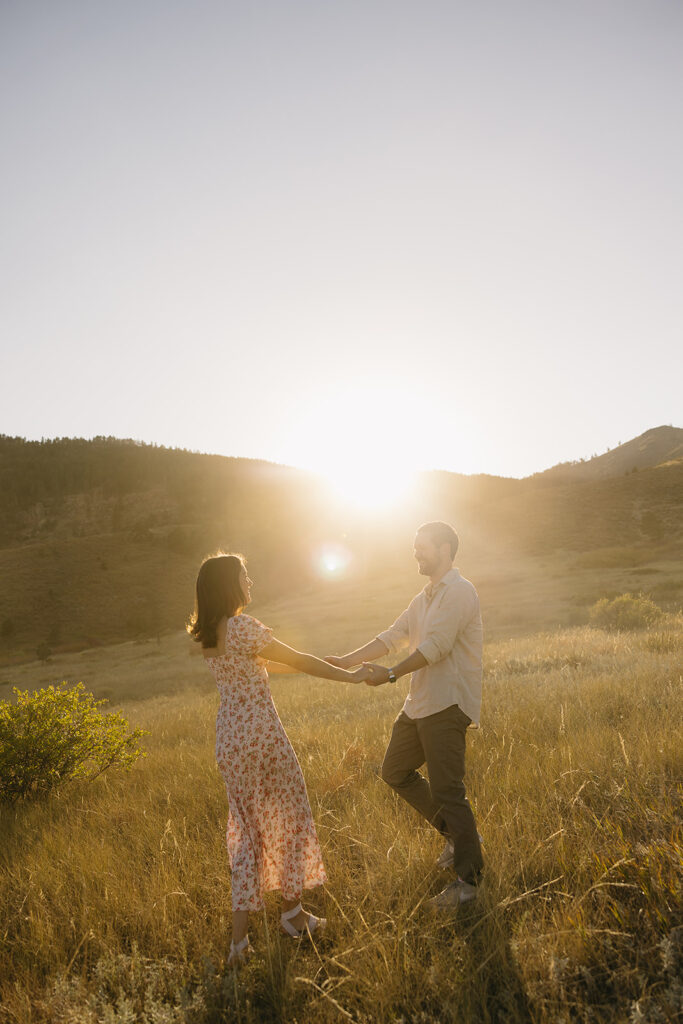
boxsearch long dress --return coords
[205,613,327,911]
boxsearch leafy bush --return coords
[589,592,663,632]
[0,683,147,804]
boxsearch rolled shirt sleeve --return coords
[376,605,411,654]
[417,586,477,665]
[383,568,483,723]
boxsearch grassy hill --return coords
[1,437,681,1022]
[539,425,683,481]
[1,434,682,663]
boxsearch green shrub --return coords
[0,683,147,804]
[589,592,663,632]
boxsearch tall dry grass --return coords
[1,618,681,1023]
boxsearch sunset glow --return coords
[1,4,681,1017]
[2,3,681,478]
[280,387,420,511]
[321,460,417,512]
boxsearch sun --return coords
[321,458,416,512]
[278,384,421,512]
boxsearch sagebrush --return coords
[0,682,147,803]
[589,591,663,631]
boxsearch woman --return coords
[188,552,368,964]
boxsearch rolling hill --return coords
[0,431,681,663]
[539,425,683,480]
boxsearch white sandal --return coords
[280,902,326,938]
[228,934,251,965]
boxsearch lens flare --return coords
[314,542,353,578]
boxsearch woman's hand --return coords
[325,654,352,669]
[261,638,373,684]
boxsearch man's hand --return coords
[325,655,352,669]
[363,663,390,686]
[350,665,373,684]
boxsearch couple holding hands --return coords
[188,521,484,964]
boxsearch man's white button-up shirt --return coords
[376,567,483,724]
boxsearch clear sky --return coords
[1,0,681,485]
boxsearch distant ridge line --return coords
[536,425,683,481]
[2,425,681,481]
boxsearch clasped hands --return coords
[326,656,393,686]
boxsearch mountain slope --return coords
[540,426,683,481]
[1,433,681,663]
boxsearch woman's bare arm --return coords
[263,659,298,674]
[260,638,369,683]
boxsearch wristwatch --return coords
[387,669,397,684]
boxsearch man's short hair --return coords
[417,521,459,559]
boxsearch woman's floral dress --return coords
[205,614,327,911]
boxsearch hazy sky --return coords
[2,0,681,482]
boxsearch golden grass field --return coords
[1,585,681,1023]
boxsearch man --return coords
[326,521,484,907]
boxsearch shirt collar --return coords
[424,567,460,600]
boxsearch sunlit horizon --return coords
[1,2,681,479]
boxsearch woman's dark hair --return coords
[187,553,246,648]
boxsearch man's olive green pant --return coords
[381,703,483,885]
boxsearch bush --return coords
[589,592,663,632]
[0,683,147,804]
